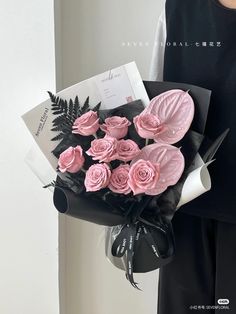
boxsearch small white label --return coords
[217,299,229,305]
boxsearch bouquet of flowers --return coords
[45,82,226,289]
[22,64,228,289]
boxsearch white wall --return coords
[0,1,59,313]
[58,0,164,89]
[56,1,165,314]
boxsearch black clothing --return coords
[163,0,236,222]
[158,211,236,313]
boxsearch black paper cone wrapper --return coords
[53,80,227,275]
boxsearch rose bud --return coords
[108,164,131,194]
[58,145,85,173]
[85,163,111,192]
[72,110,100,136]
[100,116,131,139]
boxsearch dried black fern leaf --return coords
[51,125,61,132]
[51,133,80,158]
[43,176,71,190]
[51,133,65,142]
[65,174,85,194]
[43,181,56,189]
[73,96,80,118]
[47,91,57,103]
[92,101,101,112]
[49,95,77,141]
[50,94,68,116]
[81,96,90,113]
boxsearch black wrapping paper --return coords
[53,80,227,282]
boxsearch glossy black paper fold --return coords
[53,186,126,226]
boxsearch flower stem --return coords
[145,138,149,146]
[81,167,87,173]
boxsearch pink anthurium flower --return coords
[142,89,194,144]
[130,142,185,195]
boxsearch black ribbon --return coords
[111,197,170,289]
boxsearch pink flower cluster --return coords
[86,136,140,163]
[72,110,131,139]
[57,89,194,196]
[84,160,161,195]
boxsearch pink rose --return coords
[100,116,131,139]
[108,164,131,194]
[117,139,141,162]
[133,113,167,139]
[72,110,100,136]
[86,136,118,163]
[131,143,185,195]
[85,163,111,192]
[128,159,160,195]
[58,145,85,173]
